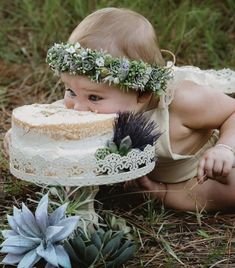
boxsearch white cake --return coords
[10,103,116,184]
[9,103,156,186]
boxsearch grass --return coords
[0,0,235,267]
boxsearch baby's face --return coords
[61,74,141,114]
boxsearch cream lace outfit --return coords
[146,64,235,184]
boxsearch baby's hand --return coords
[2,129,11,158]
[197,145,234,183]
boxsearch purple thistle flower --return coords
[113,112,161,151]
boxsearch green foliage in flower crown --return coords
[46,43,173,96]
[64,227,136,268]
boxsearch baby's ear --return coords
[137,91,153,103]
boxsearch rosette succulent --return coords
[65,228,136,268]
[0,194,80,268]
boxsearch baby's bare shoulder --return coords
[170,80,235,129]
[170,80,233,112]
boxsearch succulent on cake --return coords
[0,194,80,268]
[95,111,160,160]
[95,136,132,160]
[64,227,136,268]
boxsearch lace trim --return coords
[10,145,155,186]
[160,63,235,108]
[170,63,235,94]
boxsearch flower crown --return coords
[46,42,173,96]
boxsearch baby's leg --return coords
[136,168,235,212]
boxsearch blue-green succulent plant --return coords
[0,194,80,268]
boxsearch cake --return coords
[9,103,156,186]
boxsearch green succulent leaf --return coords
[97,228,106,242]
[103,230,113,244]
[66,228,136,268]
[119,136,132,150]
[95,148,111,160]
[72,235,86,258]
[84,244,100,265]
[64,241,80,263]
[107,245,136,268]
[118,136,132,155]
[107,141,118,153]
[102,232,123,256]
[111,240,133,259]
[90,232,102,250]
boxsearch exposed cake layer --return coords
[12,104,116,140]
[10,103,115,179]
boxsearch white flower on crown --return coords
[74,43,81,50]
[114,77,120,84]
[65,46,76,54]
[96,57,105,67]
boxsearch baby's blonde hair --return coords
[68,8,165,66]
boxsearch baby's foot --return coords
[124,176,167,202]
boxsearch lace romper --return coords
[147,65,235,183]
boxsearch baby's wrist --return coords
[214,143,235,155]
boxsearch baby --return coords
[4,8,235,212]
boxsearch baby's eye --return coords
[66,88,77,97]
[88,95,103,101]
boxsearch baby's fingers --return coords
[221,160,233,177]
[197,158,206,183]
[203,157,214,178]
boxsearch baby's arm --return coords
[197,114,235,183]
[171,81,235,182]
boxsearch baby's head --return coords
[47,8,170,114]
